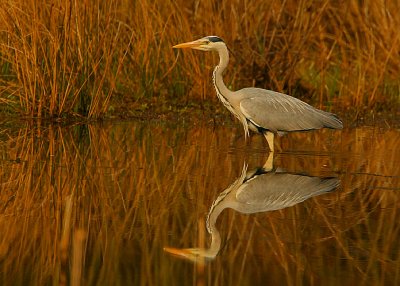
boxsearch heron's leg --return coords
[263,151,274,171]
[264,132,274,152]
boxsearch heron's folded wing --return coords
[239,90,335,132]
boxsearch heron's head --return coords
[173,36,225,52]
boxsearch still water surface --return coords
[0,119,399,285]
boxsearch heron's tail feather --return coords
[318,110,343,129]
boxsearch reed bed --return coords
[0,121,398,285]
[0,0,399,118]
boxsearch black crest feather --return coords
[206,36,224,43]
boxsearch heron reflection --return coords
[164,161,340,262]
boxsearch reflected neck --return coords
[207,227,221,258]
[205,199,226,257]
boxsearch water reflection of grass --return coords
[0,1,399,118]
[0,122,399,284]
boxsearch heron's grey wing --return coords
[238,88,342,132]
[236,173,339,212]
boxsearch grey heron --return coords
[173,36,343,151]
[164,159,340,262]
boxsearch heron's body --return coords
[173,36,343,151]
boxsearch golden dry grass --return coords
[0,120,398,285]
[0,0,399,118]
[0,0,132,118]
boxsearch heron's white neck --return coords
[213,45,230,93]
[212,45,249,137]
[212,45,233,103]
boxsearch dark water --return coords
[0,120,399,285]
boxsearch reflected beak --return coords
[173,40,203,49]
[164,247,193,258]
[164,247,207,264]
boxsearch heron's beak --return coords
[173,40,204,49]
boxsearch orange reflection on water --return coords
[0,120,398,285]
